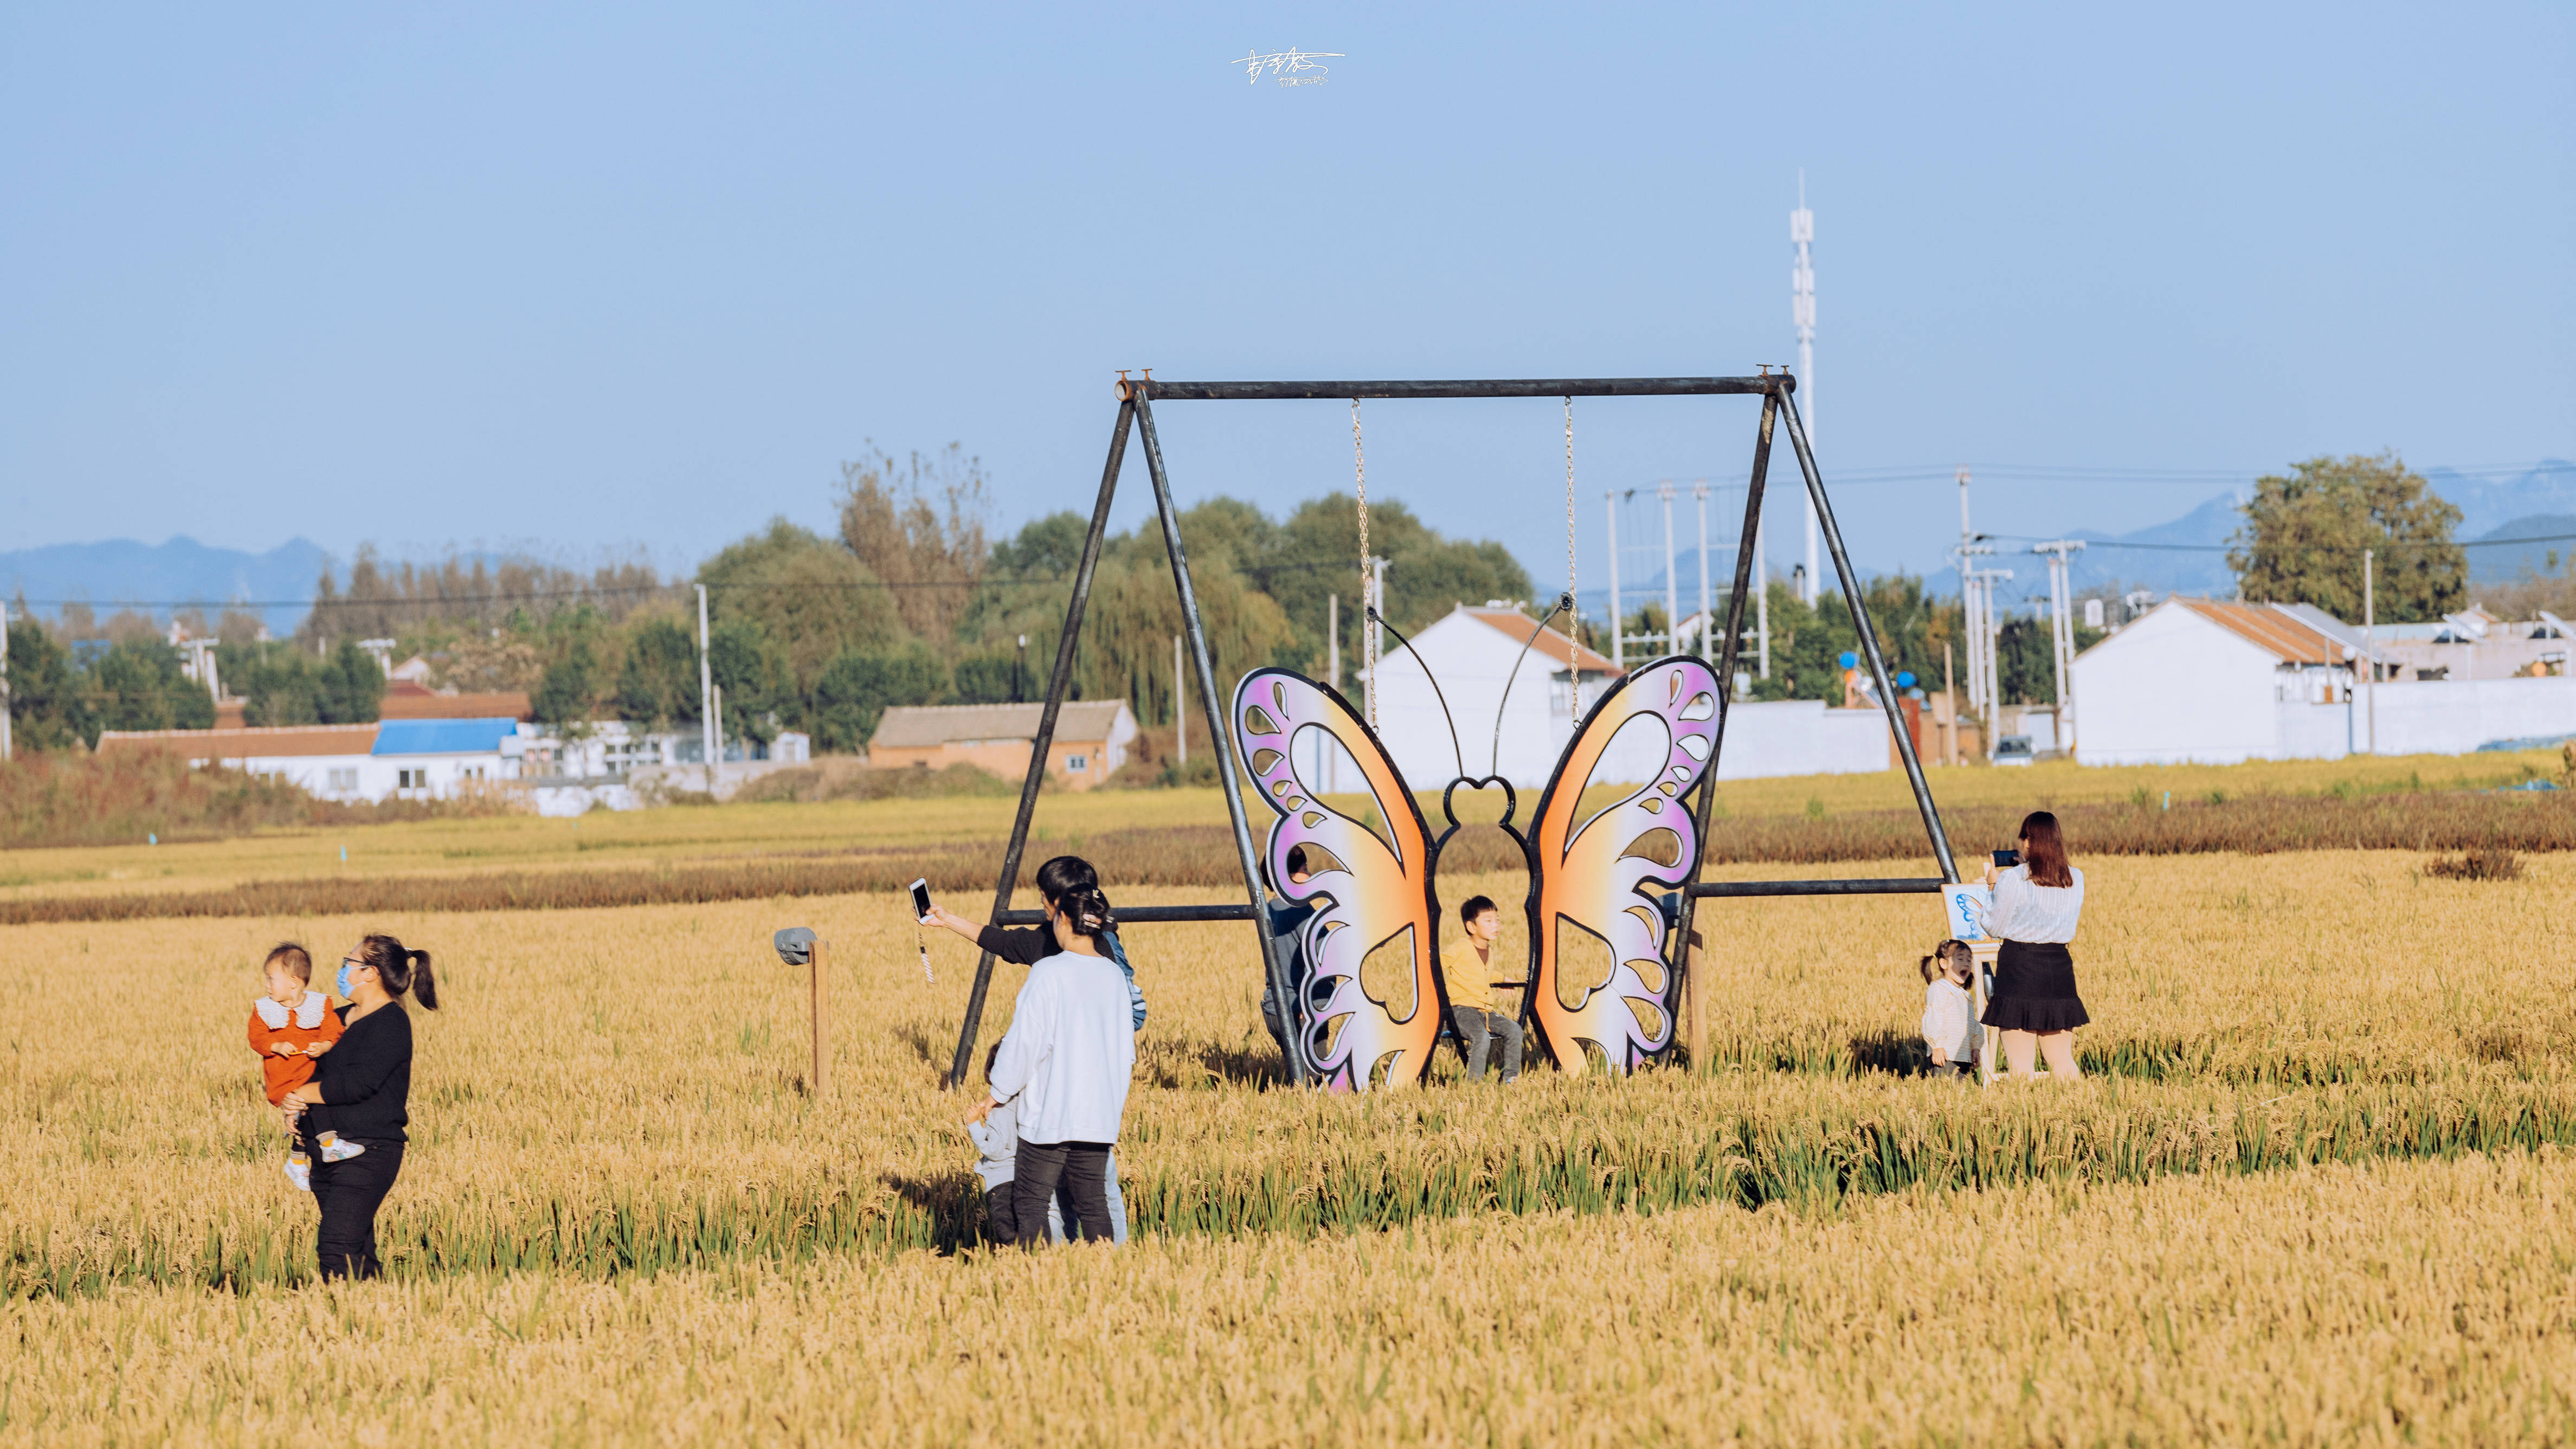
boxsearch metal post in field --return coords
[810,937,832,1098]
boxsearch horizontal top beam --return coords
[1120,376,1793,402]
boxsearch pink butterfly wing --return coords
[1527,657,1720,1075]
[1232,669,1441,1092]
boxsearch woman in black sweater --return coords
[281,932,439,1281]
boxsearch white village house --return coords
[2070,597,2576,765]
[1367,603,1892,789]
[96,718,809,815]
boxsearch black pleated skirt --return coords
[1981,939,2090,1033]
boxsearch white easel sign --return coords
[1940,881,1993,944]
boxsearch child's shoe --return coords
[284,1154,313,1192]
[318,1131,366,1164]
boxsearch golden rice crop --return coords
[3,850,2571,1295]
[4,1153,2571,1446]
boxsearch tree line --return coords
[4,451,2500,755]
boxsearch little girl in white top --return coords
[1918,938,1976,1078]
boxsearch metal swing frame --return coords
[943,373,1960,1091]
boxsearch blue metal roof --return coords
[371,718,520,756]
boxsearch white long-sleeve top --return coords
[1921,978,1975,1061]
[987,950,1136,1145]
[1972,863,2085,944]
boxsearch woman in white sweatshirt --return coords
[966,856,1137,1246]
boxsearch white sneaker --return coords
[318,1133,365,1164]
[284,1155,313,1192]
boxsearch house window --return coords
[397,768,428,789]
[326,768,358,791]
[1064,754,1089,772]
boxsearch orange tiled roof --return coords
[95,724,381,758]
[2177,600,2344,666]
[380,690,533,721]
[1458,607,1622,675]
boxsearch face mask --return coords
[336,963,354,998]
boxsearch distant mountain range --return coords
[15,461,2571,637]
[0,537,329,635]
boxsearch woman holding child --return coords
[279,933,439,1280]
[1974,810,2089,1082]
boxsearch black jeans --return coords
[1012,1139,1113,1247]
[309,1139,404,1280]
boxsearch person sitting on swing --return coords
[1445,896,1522,1084]
[1259,846,1318,1065]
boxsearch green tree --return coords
[810,642,950,753]
[614,617,701,727]
[5,614,95,750]
[91,639,217,733]
[1259,495,1535,674]
[708,615,795,745]
[532,637,600,725]
[988,511,1090,579]
[699,520,902,698]
[2228,453,2464,622]
[318,640,385,723]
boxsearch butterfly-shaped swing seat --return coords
[1232,655,1721,1090]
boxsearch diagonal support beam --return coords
[945,399,1135,1090]
[1778,388,1960,885]
[1131,391,1306,1086]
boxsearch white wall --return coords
[1708,702,1891,780]
[1370,611,1570,788]
[2071,605,2282,765]
[2322,677,2576,758]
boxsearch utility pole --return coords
[695,584,716,788]
[2030,540,2086,757]
[1693,481,1712,659]
[1966,565,2014,758]
[1174,634,1187,767]
[1755,514,1770,679]
[1792,176,1819,606]
[2364,549,2376,754]
[1659,481,1679,658]
[1,599,11,763]
[1326,591,1340,791]
[1605,491,1624,673]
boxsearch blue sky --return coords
[2,2,2568,594]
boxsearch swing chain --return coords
[1353,398,1374,725]
[1564,396,1580,715]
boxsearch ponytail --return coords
[356,933,441,1010]
[1034,855,1117,940]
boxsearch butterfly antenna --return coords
[1491,594,1572,776]
[1367,606,1466,782]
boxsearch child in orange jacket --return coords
[247,942,358,1190]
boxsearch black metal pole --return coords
[1669,391,1779,1042]
[1122,377,1777,402]
[1688,877,1946,898]
[1130,390,1306,1085]
[944,398,1135,1090]
[998,903,1257,926]
[1777,388,1960,885]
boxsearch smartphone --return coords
[909,878,933,920]
[1992,849,2021,868]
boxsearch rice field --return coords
[3,838,2573,1443]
